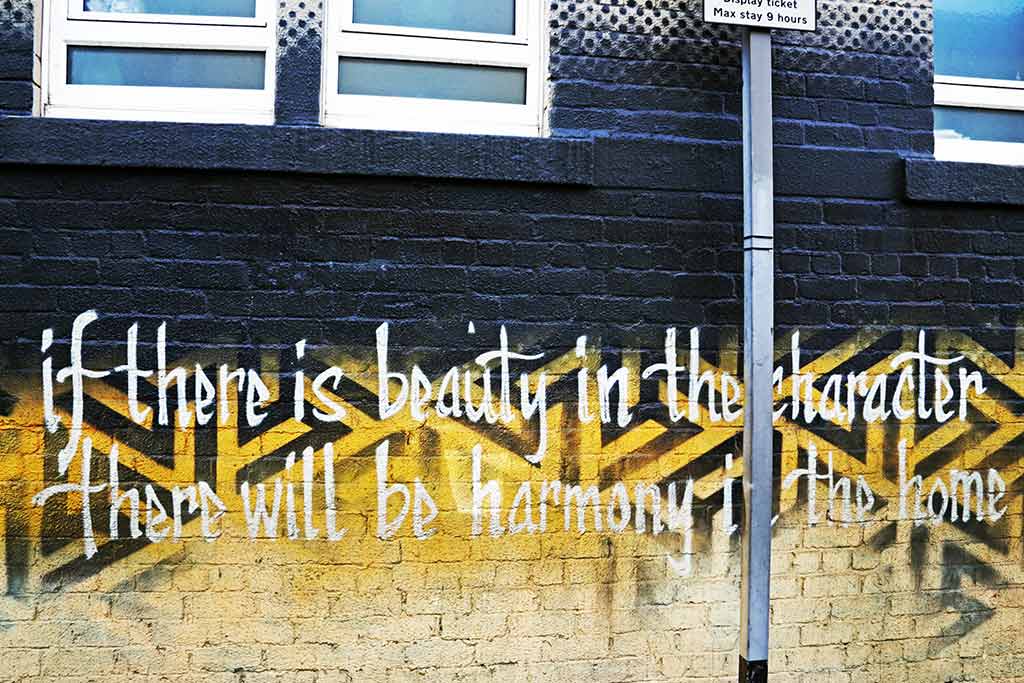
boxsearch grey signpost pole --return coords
[738,26,774,683]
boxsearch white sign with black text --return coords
[703,0,817,32]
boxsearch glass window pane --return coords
[339,58,526,104]
[83,0,257,18]
[934,0,1024,81]
[68,47,265,89]
[935,106,1024,144]
[352,0,515,35]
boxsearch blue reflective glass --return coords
[83,0,256,17]
[339,58,526,104]
[934,0,1024,80]
[352,0,515,35]
[935,106,1024,144]
[68,47,265,89]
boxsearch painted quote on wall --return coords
[26,310,1014,576]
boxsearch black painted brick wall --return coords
[1,0,1019,365]
[549,0,934,154]
[0,160,1022,372]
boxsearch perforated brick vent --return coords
[278,0,322,55]
[0,0,33,38]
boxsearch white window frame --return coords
[42,0,276,124]
[934,75,1024,166]
[323,0,548,137]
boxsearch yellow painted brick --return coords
[888,593,939,616]
[235,674,285,683]
[767,674,801,683]
[799,622,855,646]
[473,535,542,561]
[40,648,116,676]
[678,579,738,605]
[403,638,474,668]
[803,574,861,597]
[474,637,547,666]
[783,644,846,672]
[771,625,802,649]
[35,593,109,620]
[563,558,613,584]
[507,610,575,638]
[802,524,863,548]
[0,649,40,679]
[347,614,439,642]
[0,622,70,649]
[472,588,540,613]
[490,561,533,588]
[633,579,676,607]
[257,644,333,670]
[440,612,508,640]
[190,645,262,672]
[708,601,740,628]
[133,565,175,592]
[904,658,962,683]
[401,589,469,615]
[109,593,184,621]
[843,643,876,668]
[278,672,319,683]
[872,640,906,664]
[851,546,880,570]
[771,577,801,599]
[541,534,610,559]
[772,598,830,624]
[821,549,851,572]
[144,649,192,676]
[112,647,165,676]
[771,524,803,550]
[185,592,259,621]
[457,562,499,588]
[830,593,886,620]
[401,536,472,563]
[658,652,730,678]
[609,630,650,657]
[170,563,213,591]
[791,551,821,574]
[224,619,295,645]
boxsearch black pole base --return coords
[739,657,768,683]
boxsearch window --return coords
[43,0,275,124]
[323,0,547,136]
[933,0,1024,165]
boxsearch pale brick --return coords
[772,598,830,624]
[791,551,821,574]
[40,648,116,676]
[190,645,262,672]
[803,574,861,597]
[507,611,575,637]
[403,639,474,668]
[0,649,40,679]
[441,612,508,640]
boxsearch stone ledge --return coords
[905,158,1024,206]
[0,116,596,186]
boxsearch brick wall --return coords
[0,0,33,116]
[549,0,934,155]
[0,1,1023,682]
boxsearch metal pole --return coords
[739,27,775,683]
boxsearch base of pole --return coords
[739,657,768,683]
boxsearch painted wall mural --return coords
[0,310,1021,679]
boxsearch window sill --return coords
[0,116,595,186]
[904,157,1024,206]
